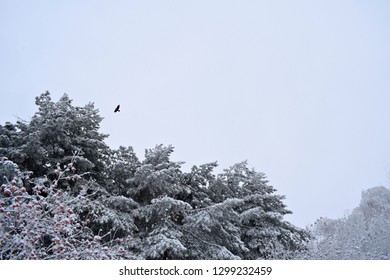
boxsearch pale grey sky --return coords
[1,0,390,227]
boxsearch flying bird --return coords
[114,105,120,113]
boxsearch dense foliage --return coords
[305,186,390,259]
[0,91,317,259]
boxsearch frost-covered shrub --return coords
[0,161,135,259]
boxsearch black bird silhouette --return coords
[114,105,120,113]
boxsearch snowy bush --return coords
[0,159,135,259]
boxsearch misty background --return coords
[1,0,390,227]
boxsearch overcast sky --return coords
[1,0,390,227]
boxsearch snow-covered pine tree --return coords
[0,122,24,164]
[181,162,218,209]
[130,196,191,259]
[131,144,184,204]
[102,146,140,196]
[219,162,309,259]
[1,92,312,260]
[182,198,248,259]
[3,91,109,183]
[179,161,309,259]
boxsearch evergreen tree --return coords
[131,145,184,204]
[1,91,109,183]
[181,161,309,259]
[103,146,140,196]
[130,196,190,259]
[1,92,311,260]
[0,122,24,164]
[182,198,247,259]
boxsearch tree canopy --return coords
[306,186,390,260]
[1,91,311,259]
